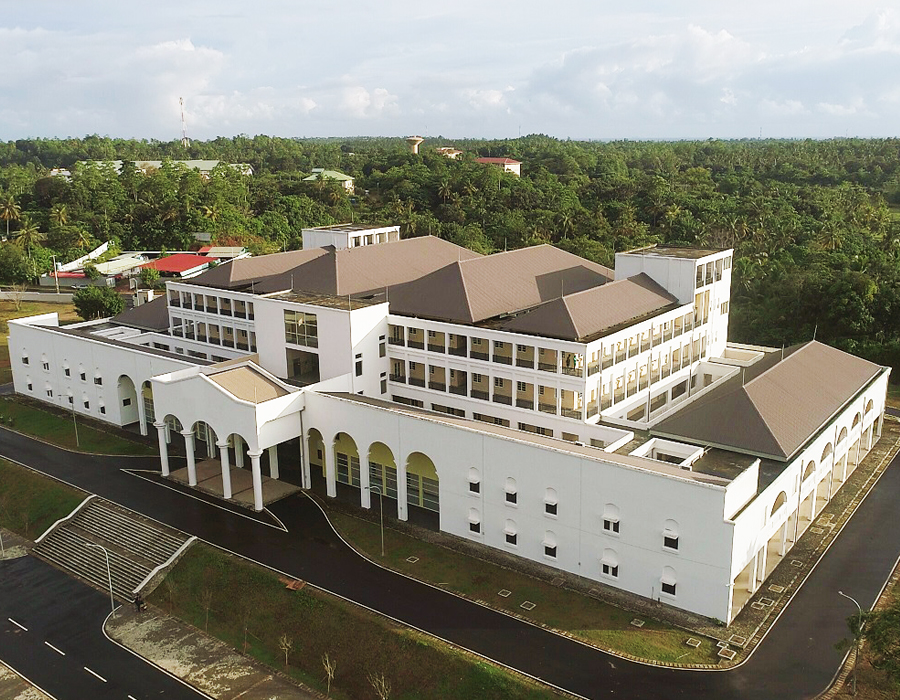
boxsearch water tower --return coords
[405,136,424,154]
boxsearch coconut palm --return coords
[13,215,46,257]
[0,194,21,239]
[50,203,69,229]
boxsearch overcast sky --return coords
[3,1,899,141]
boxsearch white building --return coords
[7,227,889,624]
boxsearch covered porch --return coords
[169,456,300,508]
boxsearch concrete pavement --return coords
[2,424,900,699]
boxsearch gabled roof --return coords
[187,248,330,289]
[385,245,613,324]
[653,342,885,461]
[302,170,353,182]
[140,254,209,274]
[499,273,679,341]
[114,295,170,331]
[476,157,521,164]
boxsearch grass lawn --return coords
[885,384,900,411]
[0,396,156,456]
[154,543,560,700]
[0,459,85,539]
[326,509,718,665]
[0,300,80,385]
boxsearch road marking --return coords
[128,695,139,700]
[83,666,107,682]
[7,618,27,631]
[44,641,65,656]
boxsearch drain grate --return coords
[498,589,511,598]
[751,601,766,610]
[759,597,775,607]
[405,556,419,563]
[790,559,804,567]
[520,601,536,611]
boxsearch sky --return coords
[3,1,900,141]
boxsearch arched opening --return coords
[162,413,184,452]
[865,399,874,415]
[504,518,517,546]
[406,452,439,513]
[307,428,326,480]
[821,442,833,463]
[190,420,218,460]
[770,491,787,517]
[837,427,848,447]
[802,461,815,482]
[601,548,618,578]
[851,413,861,430]
[368,442,398,501]
[603,503,620,533]
[661,566,677,597]
[141,381,155,432]
[117,374,139,426]
[504,477,517,505]
[333,432,361,489]
[663,519,679,550]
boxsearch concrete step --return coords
[74,502,185,562]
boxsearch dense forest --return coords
[2,134,900,376]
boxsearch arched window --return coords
[504,519,517,546]
[603,503,620,534]
[468,508,480,534]
[40,354,49,371]
[771,491,787,516]
[467,467,480,494]
[837,427,848,445]
[661,566,677,596]
[865,400,874,415]
[852,413,861,430]
[505,477,517,505]
[821,443,833,462]
[543,531,557,558]
[544,488,558,516]
[663,519,679,550]
[802,461,815,482]
[601,548,618,578]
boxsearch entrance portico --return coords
[152,361,305,511]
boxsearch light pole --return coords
[839,590,863,696]
[85,542,116,618]
[365,485,385,557]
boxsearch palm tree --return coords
[50,203,69,229]
[69,227,92,251]
[13,216,45,257]
[0,194,21,239]
[437,179,452,203]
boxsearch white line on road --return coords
[44,641,65,656]
[83,666,107,683]
[7,618,27,631]
[128,695,139,700]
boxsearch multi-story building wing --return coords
[8,225,889,624]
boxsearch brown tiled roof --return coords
[385,245,614,323]
[208,366,291,403]
[187,248,330,289]
[499,273,678,341]
[113,295,170,331]
[653,342,886,461]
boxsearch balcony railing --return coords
[538,403,557,414]
[601,397,612,410]
[206,306,218,314]
[388,337,405,346]
[602,357,613,370]
[220,309,232,316]
[516,358,535,369]
[587,404,599,417]
[428,381,446,391]
[169,298,181,307]
[562,366,583,377]
[470,351,489,361]
[493,394,512,405]
[493,355,512,365]
[587,362,600,376]
[615,351,627,363]
[538,362,556,372]
[471,389,489,400]
[408,377,426,387]
[448,346,466,357]
[516,398,534,409]
[389,374,406,383]
[628,345,638,359]
[428,344,445,353]
[449,385,466,396]
[561,408,582,419]
[408,340,425,350]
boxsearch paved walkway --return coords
[169,459,301,508]
[2,426,900,699]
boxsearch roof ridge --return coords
[743,389,789,457]
[559,295,582,339]
[743,341,813,390]
[453,259,475,322]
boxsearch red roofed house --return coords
[475,156,521,176]
[140,253,210,279]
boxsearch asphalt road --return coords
[1,425,899,699]
[0,555,206,700]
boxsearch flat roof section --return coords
[270,291,383,311]
[623,246,727,260]
[208,366,291,403]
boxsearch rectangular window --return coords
[21,357,28,365]
[469,522,480,534]
[64,368,70,377]
[469,481,480,494]
[517,381,526,392]
[505,491,517,505]
[472,373,482,382]
[380,379,387,394]
[545,502,557,516]
[604,519,620,533]
[46,389,53,397]
[664,535,679,550]
[494,377,504,388]
[94,377,102,385]
[80,372,86,381]
[284,310,319,347]
[42,362,49,371]
[379,341,386,358]
[26,383,32,391]
[428,330,436,338]
[506,532,517,545]
[84,401,90,409]
[67,395,73,404]
[544,545,557,558]
[355,360,363,376]
[602,564,618,578]
[662,581,676,596]
[122,398,131,406]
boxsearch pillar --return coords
[218,440,232,500]
[300,439,311,490]
[267,445,279,479]
[234,435,244,468]
[249,450,264,512]
[155,421,169,477]
[182,430,197,486]
[325,447,336,498]
[360,454,371,509]
[877,410,884,438]
[136,390,148,437]
[396,457,408,522]
[206,425,215,458]
[758,543,768,585]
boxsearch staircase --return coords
[33,498,191,602]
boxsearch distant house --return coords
[53,160,254,180]
[139,253,210,279]
[435,147,463,159]
[475,157,522,177]
[303,168,355,192]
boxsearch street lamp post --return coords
[839,590,863,696]
[365,485,385,557]
[85,542,116,618]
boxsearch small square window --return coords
[545,502,557,516]
[469,481,480,494]
[662,581,676,596]
[505,491,517,505]
[21,357,29,365]
[602,564,618,578]
[473,373,482,382]
[469,522,481,534]
[42,362,50,371]
[544,545,557,558]
[27,383,33,391]
[122,398,131,406]
[64,368,70,377]
[80,372,86,381]
[67,395,73,404]
[506,532,517,545]
[46,390,53,397]
[94,377,102,386]
[494,377,504,388]
[99,406,106,414]
[664,535,679,550]
[604,519,620,533]
[516,381,526,392]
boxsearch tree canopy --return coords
[73,285,125,321]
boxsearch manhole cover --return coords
[520,601,536,611]
[790,559,803,567]
[498,589,511,598]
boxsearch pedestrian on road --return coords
[133,592,145,613]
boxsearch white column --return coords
[181,430,197,486]
[300,438,311,490]
[206,425,215,458]
[360,455,371,509]
[218,440,232,500]
[155,421,169,477]
[325,447,336,498]
[397,457,408,522]
[234,435,244,468]
[136,390,148,436]
[758,543,768,585]
[249,450,264,512]
[267,445,279,479]
[877,410,884,438]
